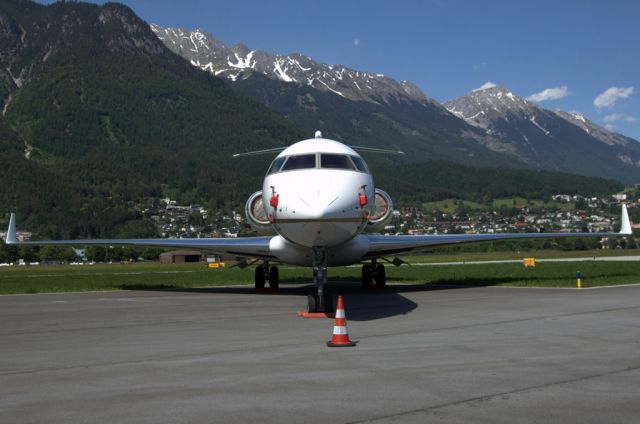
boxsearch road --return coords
[1,282,640,423]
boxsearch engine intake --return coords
[368,188,394,229]
[245,191,271,231]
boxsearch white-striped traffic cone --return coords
[326,295,356,347]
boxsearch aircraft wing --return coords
[363,204,633,258]
[4,214,275,260]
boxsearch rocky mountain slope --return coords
[151,25,432,106]
[445,86,640,183]
[151,25,524,169]
[153,26,640,183]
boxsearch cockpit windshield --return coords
[320,154,356,170]
[280,154,317,171]
[349,155,369,173]
[268,153,370,174]
[267,156,286,174]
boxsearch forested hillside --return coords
[0,0,303,238]
[372,161,623,204]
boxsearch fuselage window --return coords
[280,154,317,171]
[267,156,286,174]
[350,155,370,173]
[321,154,356,170]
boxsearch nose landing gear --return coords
[306,248,334,313]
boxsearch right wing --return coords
[4,214,275,260]
[363,204,632,258]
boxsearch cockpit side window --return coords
[350,155,369,173]
[320,154,356,170]
[267,156,286,174]
[280,154,317,171]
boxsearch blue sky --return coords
[42,0,640,140]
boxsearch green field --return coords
[1,251,639,295]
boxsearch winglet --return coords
[5,213,17,244]
[620,204,632,235]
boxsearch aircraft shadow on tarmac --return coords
[124,278,514,321]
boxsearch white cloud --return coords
[605,124,616,131]
[603,113,624,123]
[603,113,638,123]
[353,38,360,47]
[526,86,570,102]
[593,86,634,109]
[472,81,496,92]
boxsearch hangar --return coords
[159,250,205,264]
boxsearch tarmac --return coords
[1,282,640,423]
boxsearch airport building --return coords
[159,250,205,264]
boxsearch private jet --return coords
[4,132,633,312]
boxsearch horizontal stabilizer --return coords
[348,145,405,155]
[233,146,287,157]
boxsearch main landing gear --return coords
[255,254,388,313]
[254,261,279,290]
[361,259,386,289]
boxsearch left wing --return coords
[4,213,275,260]
[364,204,632,258]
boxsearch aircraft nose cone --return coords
[296,189,347,218]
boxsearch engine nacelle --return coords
[245,191,272,231]
[367,188,394,230]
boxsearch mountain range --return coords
[0,1,626,238]
[152,25,640,184]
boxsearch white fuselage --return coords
[260,137,375,266]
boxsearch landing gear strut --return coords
[254,261,279,290]
[307,248,334,313]
[361,259,386,289]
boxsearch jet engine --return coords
[245,191,271,231]
[367,188,394,230]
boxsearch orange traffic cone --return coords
[327,295,356,347]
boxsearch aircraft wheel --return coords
[268,266,279,289]
[361,264,372,289]
[307,294,318,313]
[375,264,386,288]
[323,294,334,313]
[255,266,266,290]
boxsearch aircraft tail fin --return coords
[620,204,632,235]
[5,213,17,244]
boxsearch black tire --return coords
[323,294,334,312]
[375,264,386,288]
[255,266,266,289]
[361,264,372,289]
[269,266,279,289]
[307,294,318,313]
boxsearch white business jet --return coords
[4,131,633,312]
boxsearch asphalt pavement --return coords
[1,282,639,423]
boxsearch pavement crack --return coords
[347,363,640,423]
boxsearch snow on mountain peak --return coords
[151,24,433,105]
